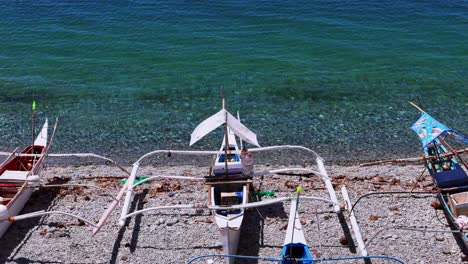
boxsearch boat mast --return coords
[288,186,302,259]
[222,96,229,177]
[31,100,36,153]
[237,111,243,150]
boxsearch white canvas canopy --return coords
[189,109,260,147]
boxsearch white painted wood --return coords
[341,185,368,257]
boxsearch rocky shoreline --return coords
[0,163,465,263]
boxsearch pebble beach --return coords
[0,162,465,264]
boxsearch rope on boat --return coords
[121,196,338,220]
[185,254,406,264]
[1,210,96,227]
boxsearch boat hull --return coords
[439,193,468,255]
[219,226,241,264]
[210,183,248,264]
[0,120,48,238]
[0,187,34,238]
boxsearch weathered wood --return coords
[205,179,253,185]
[408,101,426,114]
[439,137,468,169]
[360,148,468,167]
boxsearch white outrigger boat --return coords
[92,98,399,263]
[0,119,48,238]
[191,99,259,262]
[186,186,406,264]
[206,128,250,262]
[281,196,313,264]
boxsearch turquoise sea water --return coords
[0,1,466,163]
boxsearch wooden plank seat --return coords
[0,170,30,181]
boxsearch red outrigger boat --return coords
[0,119,48,238]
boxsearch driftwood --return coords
[360,148,468,167]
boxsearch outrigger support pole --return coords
[341,186,369,259]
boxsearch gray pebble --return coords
[166,218,178,226]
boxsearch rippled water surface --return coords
[0,1,466,163]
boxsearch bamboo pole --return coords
[31,100,36,155]
[408,101,426,114]
[122,195,338,220]
[0,147,18,168]
[360,148,468,167]
[317,158,340,213]
[224,111,229,177]
[439,137,468,169]
[118,164,140,226]
[5,210,96,227]
[341,186,368,257]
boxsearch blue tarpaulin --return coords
[411,113,468,148]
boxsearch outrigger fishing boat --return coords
[206,130,250,261]
[187,186,405,264]
[359,102,468,255]
[91,98,406,263]
[281,192,313,264]
[190,100,259,262]
[0,119,48,238]
[0,102,132,238]
[409,102,468,253]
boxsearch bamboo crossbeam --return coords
[341,186,368,257]
[263,168,329,180]
[2,210,96,227]
[0,152,130,175]
[122,196,338,220]
[360,148,468,167]
[134,145,322,165]
[91,145,330,235]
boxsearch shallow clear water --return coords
[0,1,466,163]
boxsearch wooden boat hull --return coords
[0,187,34,238]
[438,193,468,255]
[210,182,248,264]
[281,200,313,264]
[0,119,48,238]
[219,226,241,264]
